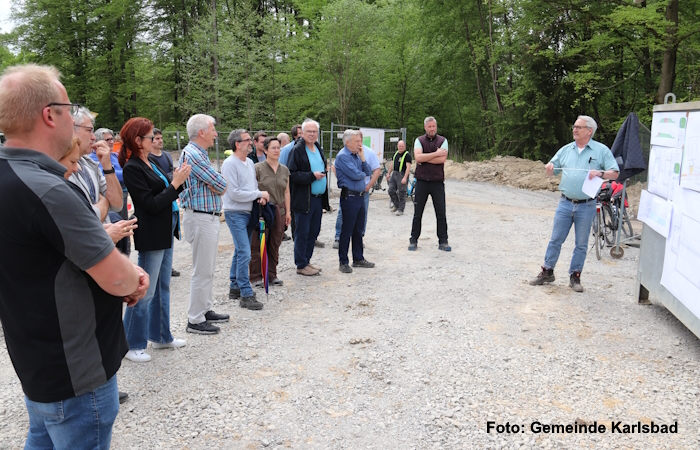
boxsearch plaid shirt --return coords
[178,142,227,212]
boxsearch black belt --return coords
[346,190,365,197]
[562,194,593,204]
[192,209,222,216]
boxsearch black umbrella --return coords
[609,112,647,183]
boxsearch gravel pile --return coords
[1,179,699,449]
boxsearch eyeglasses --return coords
[103,137,114,143]
[47,102,81,116]
[141,135,155,141]
[74,124,94,133]
[239,138,252,143]
[572,125,590,131]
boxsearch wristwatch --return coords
[103,167,115,174]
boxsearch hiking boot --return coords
[297,265,320,276]
[396,210,404,216]
[390,206,398,213]
[569,272,584,292]
[314,240,325,248]
[339,263,353,273]
[332,239,339,249]
[408,241,417,251]
[529,266,555,286]
[229,287,240,299]
[186,321,220,335]
[205,310,230,323]
[352,259,375,268]
[240,296,264,310]
[438,242,451,252]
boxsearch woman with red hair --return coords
[121,117,192,363]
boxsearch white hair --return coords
[577,115,597,137]
[94,128,113,141]
[301,118,319,132]
[424,116,437,126]
[186,114,216,139]
[74,107,95,126]
[342,129,361,145]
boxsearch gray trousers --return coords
[388,171,408,212]
[183,209,220,324]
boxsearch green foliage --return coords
[6,0,700,160]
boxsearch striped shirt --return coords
[178,142,227,212]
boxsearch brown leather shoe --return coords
[296,265,320,276]
[308,263,322,272]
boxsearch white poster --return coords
[650,111,687,148]
[661,187,700,319]
[647,145,683,200]
[637,190,673,238]
[359,128,385,162]
[680,111,700,193]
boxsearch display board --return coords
[359,127,385,161]
[637,101,700,339]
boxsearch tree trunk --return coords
[656,0,678,104]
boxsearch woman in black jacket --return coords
[119,117,191,363]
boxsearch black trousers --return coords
[410,179,448,245]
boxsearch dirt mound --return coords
[443,156,645,218]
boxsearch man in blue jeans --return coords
[222,129,269,309]
[0,64,148,450]
[530,115,619,292]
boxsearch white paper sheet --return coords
[661,187,700,319]
[637,190,673,238]
[581,175,605,199]
[651,111,687,148]
[680,111,700,193]
[647,145,683,200]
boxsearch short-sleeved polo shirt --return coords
[0,148,127,403]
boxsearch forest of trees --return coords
[1,0,699,161]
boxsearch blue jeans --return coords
[225,211,254,297]
[544,197,596,274]
[24,376,118,450]
[123,212,177,349]
[335,191,370,240]
[338,194,366,265]
[294,196,323,269]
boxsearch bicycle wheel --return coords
[621,209,634,238]
[602,204,616,246]
[592,209,602,260]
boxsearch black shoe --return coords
[408,241,417,251]
[339,263,353,273]
[171,268,180,277]
[119,391,128,404]
[239,296,264,310]
[186,321,220,335]
[204,310,229,323]
[438,242,451,252]
[283,233,291,241]
[253,280,264,288]
[569,272,584,292]
[352,259,375,268]
[314,240,325,248]
[229,287,240,299]
[530,266,555,286]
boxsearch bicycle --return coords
[597,182,634,246]
[406,171,417,204]
[370,165,389,194]
[591,201,605,260]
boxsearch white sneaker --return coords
[125,349,151,363]
[151,338,186,349]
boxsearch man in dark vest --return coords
[409,116,450,251]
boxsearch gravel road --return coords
[1,179,699,449]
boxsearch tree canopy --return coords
[4,0,699,160]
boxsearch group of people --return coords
[0,61,619,450]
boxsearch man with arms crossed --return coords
[530,115,619,292]
[409,116,450,252]
[179,114,229,335]
[0,64,148,450]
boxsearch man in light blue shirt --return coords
[279,123,302,167]
[333,138,381,247]
[334,129,375,273]
[530,115,619,292]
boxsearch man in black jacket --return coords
[287,119,330,276]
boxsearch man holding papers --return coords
[530,115,619,292]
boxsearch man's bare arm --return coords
[85,249,142,297]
